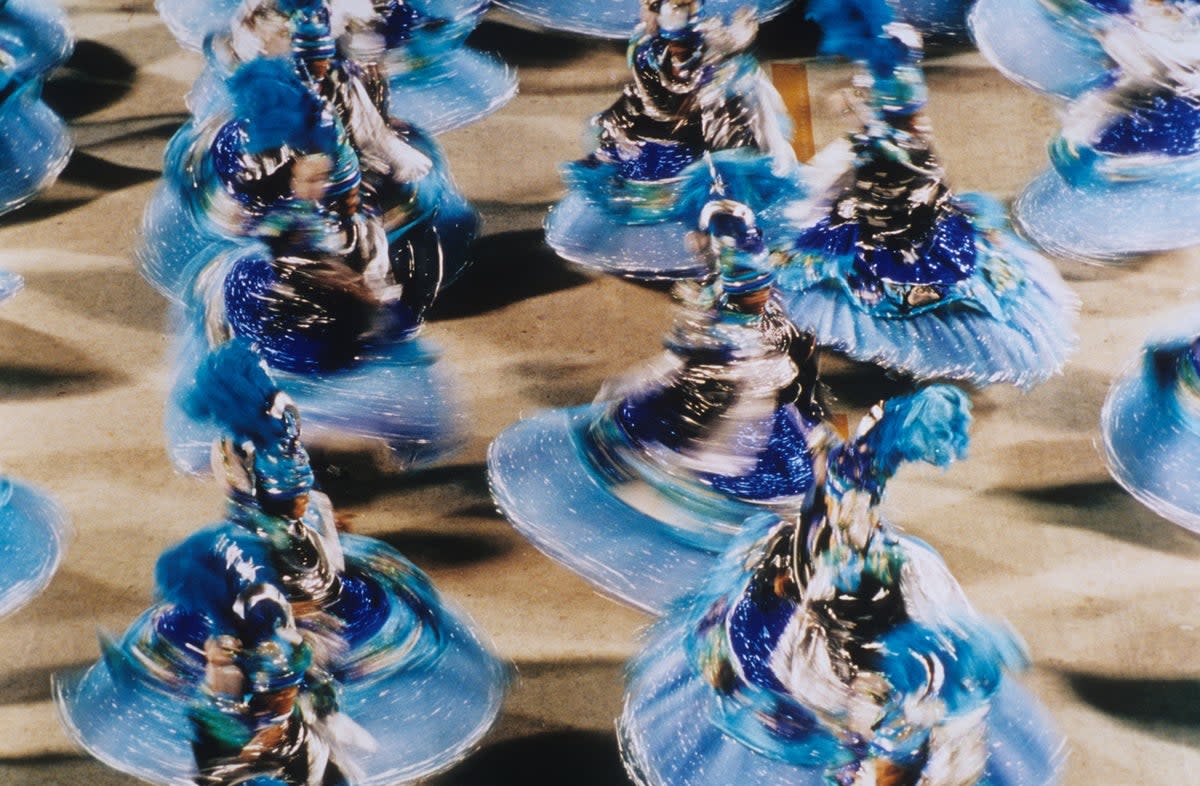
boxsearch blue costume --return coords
[55,341,508,785]
[893,0,973,39]
[147,55,465,470]
[774,0,1078,387]
[186,586,357,785]
[492,0,793,40]
[0,0,74,295]
[159,0,515,134]
[620,388,1066,786]
[0,475,68,617]
[1101,306,1200,533]
[495,197,838,613]
[544,0,804,279]
[970,0,1123,100]
[1012,0,1200,262]
[141,0,478,305]
[0,6,72,609]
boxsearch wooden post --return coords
[770,61,816,163]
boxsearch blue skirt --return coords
[154,0,238,51]
[0,478,68,617]
[166,317,465,474]
[493,0,794,39]
[54,534,508,786]
[546,152,804,280]
[0,0,73,82]
[1102,311,1200,532]
[0,270,24,303]
[0,79,72,216]
[621,635,1064,786]
[969,0,1113,100]
[1015,162,1200,263]
[385,46,518,134]
[895,0,973,38]
[775,195,1079,387]
[489,404,795,614]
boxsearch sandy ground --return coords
[0,1,1196,784]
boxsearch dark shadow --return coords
[1067,672,1200,748]
[450,501,508,519]
[428,230,592,321]
[0,150,163,227]
[0,753,139,784]
[0,324,126,400]
[0,364,120,400]
[73,115,185,150]
[0,663,63,706]
[313,457,491,507]
[0,197,90,227]
[514,359,604,409]
[23,268,167,333]
[0,656,108,708]
[987,480,1200,556]
[913,34,977,58]
[375,529,513,568]
[58,151,160,190]
[431,729,632,786]
[43,41,138,121]
[468,19,625,67]
[819,353,919,410]
[755,3,821,61]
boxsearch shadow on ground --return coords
[988,479,1200,557]
[468,20,625,67]
[44,41,137,121]
[430,230,592,321]
[1067,671,1200,750]
[433,729,633,786]
[0,323,127,399]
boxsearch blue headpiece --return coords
[806,0,911,79]
[230,58,337,155]
[234,584,311,693]
[234,584,298,647]
[253,401,315,505]
[699,197,773,310]
[285,0,338,64]
[182,339,315,505]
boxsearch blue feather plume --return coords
[277,0,322,12]
[229,58,336,155]
[154,527,273,630]
[867,384,972,477]
[805,0,907,77]
[180,339,288,450]
[876,616,1027,716]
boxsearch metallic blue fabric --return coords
[1084,0,1131,12]
[614,142,702,181]
[727,590,797,693]
[211,121,265,207]
[1095,93,1200,156]
[327,571,392,649]
[380,1,425,47]
[702,409,817,501]
[222,253,369,375]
